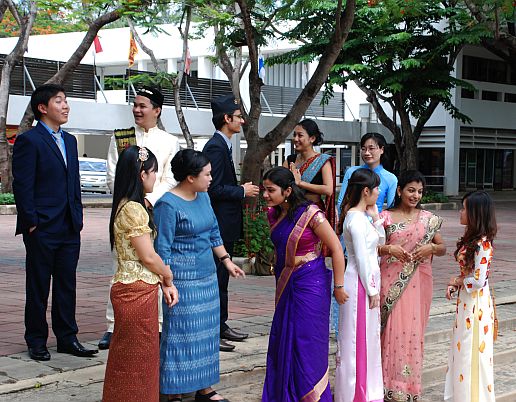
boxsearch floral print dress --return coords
[444,237,495,401]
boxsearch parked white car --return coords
[79,157,109,194]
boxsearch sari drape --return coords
[379,210,442,402]
[262,205,332,402]
[299,153,336,231]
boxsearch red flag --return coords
[128,32,138,67]
[93,35,103,53]
[184,47,191,75]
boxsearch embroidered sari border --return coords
[384,387,420,402]
[275,205,319,306]
[380,215,443,331]
[300,367,329,402]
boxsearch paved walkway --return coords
[0,193,515,401]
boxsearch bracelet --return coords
[219,253,231,262]
[334,284,344,289]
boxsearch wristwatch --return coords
[219,253,231,262]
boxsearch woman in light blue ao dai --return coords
[154,149,245,402]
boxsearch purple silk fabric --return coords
[262,207,332,402]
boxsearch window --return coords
[481,90,499,101]
[463,55,511,84]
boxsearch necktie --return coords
[52,132,67,166]
[228,145,234,164]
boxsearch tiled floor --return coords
[1,197,515,357]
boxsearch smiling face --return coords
[224,110,245,135]
[189,163,212,192]
[133,95,160,131]
[292,124,315,152]
[399,181,424,209]
[262,179,291,207]
[360,138,384,167]
[38,91,69,131]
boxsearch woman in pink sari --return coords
[378,170,446,402]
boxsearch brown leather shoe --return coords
[219,339,235,352]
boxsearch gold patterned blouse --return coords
[112,201,160,285]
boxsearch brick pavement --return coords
[0,197,515,358]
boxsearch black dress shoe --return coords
[221,327,248,342]
[57,340,98,357]
[98,331,112,350]
[28,346,50,361]
[219,339,235,352]
[195,390,229,402]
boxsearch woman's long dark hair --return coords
[109,145,158,250]
[454,191,497,270]
[337,168,380,235]
[262,166,309,221]
[389,170,426,210]
[297,118,324,146]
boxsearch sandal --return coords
[194,390,229,402]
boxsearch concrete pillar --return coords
[443,53,462,196]
[167,59,178,74]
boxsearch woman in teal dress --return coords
[154,149,245,402]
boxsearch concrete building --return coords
[1,24,514,194]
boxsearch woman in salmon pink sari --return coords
[261,167,347,402]
[378,170,445,401]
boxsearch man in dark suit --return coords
[203,94,259,352]
[12,84,98,361]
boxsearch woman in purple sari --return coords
[261,167,348,402]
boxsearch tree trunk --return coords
[400,122,418,171]
[234,0,356,185]
[0,1,37,193]
[17,9,122,135]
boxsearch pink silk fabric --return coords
[379,209,435,401]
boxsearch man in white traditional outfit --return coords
[98,86,180,349]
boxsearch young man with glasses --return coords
[203,94,259,352]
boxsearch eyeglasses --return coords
[360,146,380,153]
[231,114,244,121]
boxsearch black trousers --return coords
[214,241,234,333]
[22,224,80,348]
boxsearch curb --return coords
[0,205,16,215]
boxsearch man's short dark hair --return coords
[212,113,227,130]
[31,84,66,121]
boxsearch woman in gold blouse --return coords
[102,146,178,402]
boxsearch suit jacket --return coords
[202,132,244,243]
[12,122,83,235]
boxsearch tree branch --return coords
[17,7,122,134]
[5,0,21,26]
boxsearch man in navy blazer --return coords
[12,84,98,361]
[203,94,259,352]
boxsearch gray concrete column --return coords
[443,53,463,196]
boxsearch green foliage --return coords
[0,193,15,205]
[233,200,274,258]
[421,190,449,204]
[105,71,178,91]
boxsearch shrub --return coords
[234,200,274,258]
[421,190,449,204]
[0,193,15,205]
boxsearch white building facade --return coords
[1,25,514,194]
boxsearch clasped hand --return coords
[389,242,433,264]
[162,284,179,307]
